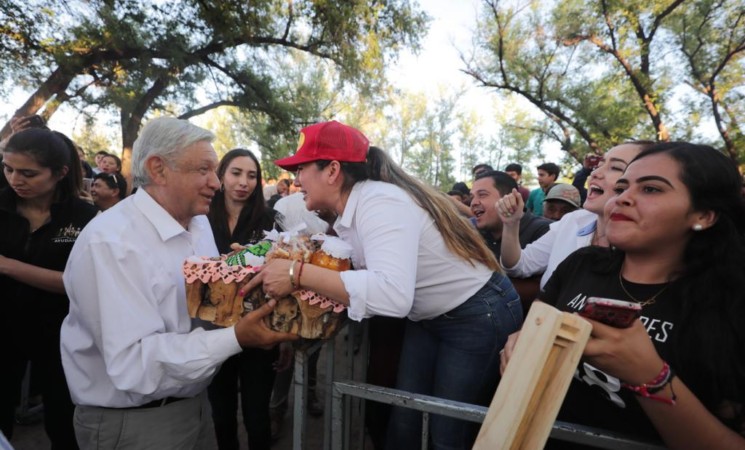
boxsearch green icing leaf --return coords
[225,251,246,266]
[225,241,271,266]
[247,241,272,257]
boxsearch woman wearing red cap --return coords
[244,120,523,449]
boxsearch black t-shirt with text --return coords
[540,247,683,445]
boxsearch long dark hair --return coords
[316,146,500,272]
[3,128,82,201]
[208,148,275,244]
[631,142,745,409]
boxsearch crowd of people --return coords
[0,113,743,450]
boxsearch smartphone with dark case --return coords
[586,154,602,170]
[579,297,641,328]
[27,115,46,128]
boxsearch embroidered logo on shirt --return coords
[53,224,83,243]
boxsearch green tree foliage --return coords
[405,90,459,189]
[228,50,347,179]
[465,0,745,163]
[669,0,745,160]
[0,0,428,176]
[454,97,547,183]
[197,108,241,159]
[492,99,546,171]
[72,118,117,161]
[457,109,487,181]
[382,90,428,167]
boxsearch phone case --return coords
[28,115,45,127]
[579,297,641,328]
[587,154,602,169]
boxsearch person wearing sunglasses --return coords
[91,172,127,211]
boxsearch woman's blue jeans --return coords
[385,272,523,450]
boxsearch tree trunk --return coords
[0,67,76,139]
[119,73,174,192]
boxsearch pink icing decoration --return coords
[183,259,261,284]
[182,257,347,314]
[296,289,347,313]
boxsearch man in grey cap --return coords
[542,183,581,221]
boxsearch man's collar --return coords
[134,188,203,241]
[577,219,597,236]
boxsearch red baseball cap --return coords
[274,121,369,172]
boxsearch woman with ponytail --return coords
[244,121,523,449]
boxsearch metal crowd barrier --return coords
[291,320,368,450]
[292,320,664,450]
[330,381,666,450]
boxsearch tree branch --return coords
[178,101,240,119]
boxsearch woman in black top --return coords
[505,142,745,448]
[0,128,98,448]
[206,148,279,450]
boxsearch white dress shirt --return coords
[60,189,242,407]
[500,208,597,289]
[335,180,494,322]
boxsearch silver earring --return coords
[693,224,703,231]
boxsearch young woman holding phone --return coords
[503,142,745,449]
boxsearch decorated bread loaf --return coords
[251,233,352,339]
[183,241,268,327]
[183,233,352,339]
[310,235,353,272]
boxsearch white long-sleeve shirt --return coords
[500,208,597,289]
[335,180,494,321]
[60,189,242,407]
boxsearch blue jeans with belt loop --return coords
[385,272,523,450]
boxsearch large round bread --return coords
[310,251,352,272]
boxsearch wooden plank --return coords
[473,302,591,450]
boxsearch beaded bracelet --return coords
[622,361,677,405]
[288,261,297,290]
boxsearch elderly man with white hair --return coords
[60,117,296,449]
